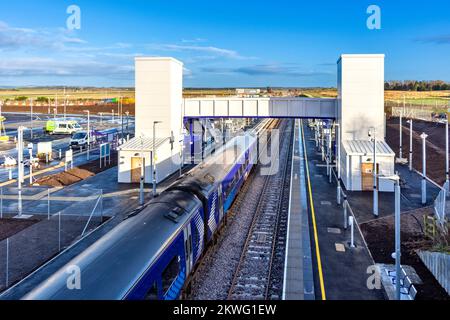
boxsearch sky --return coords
[0,0,449,88]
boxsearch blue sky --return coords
[0,0,449,87]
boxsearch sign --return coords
[100,143,111,168]
[100,143,111,158]
[65,149,74,171]
[37,142,52,155]
[65,149,73,163]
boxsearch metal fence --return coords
[387,102,449,122]
[0,187,103,292]
[433,182,448,231]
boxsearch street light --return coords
[30,98,34,139]
[139,135,145,205]
[399,111,403,159]
[406,119,413,172]
[125,111,130,140]
[153,121,162,197]
[420,132,428,205]
[336,122,342,205]
[84,110,91,160]
[369,127,378,217]
[63,87,67,120]
[381,174,402,300]
[445,117,449,191]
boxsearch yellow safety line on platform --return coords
[300,119,327,301]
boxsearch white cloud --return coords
[148,43,255,60]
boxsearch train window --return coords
[162,256,180,294]
[144,282,158,300]
[188,235,192,254]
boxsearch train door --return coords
[183,225,194,274]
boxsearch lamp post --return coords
[139,136,145,205]
[445,117,449,191]
[420,133,428,205]
[121,110,124,144]
[336,122,342,205]
[84,110,90,160]
[30,98,33,139]
[369,127,378,217]
[63,87,67,120]
[153,121,162,197]
[17,126,25,217]
[407,119,413,172]
[0,99,3,118]
[125,111,130,140]
[399,111,403,159]
[383,174,402,300]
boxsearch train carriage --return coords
[12,127,263,301]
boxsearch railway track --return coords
[227,120,294,300]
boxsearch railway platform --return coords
[283,119,315,300]
[300,120,386,300]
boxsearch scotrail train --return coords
[17,121,271,300]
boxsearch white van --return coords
[46,120,82,135]
[70,131,90,147]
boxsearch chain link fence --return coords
[0,186,103,292]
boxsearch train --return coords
[20,120,272,300]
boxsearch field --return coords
[0,88,134,101]
[1,87,449,111]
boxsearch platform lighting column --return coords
[370,128,379,217]
[139,136,145,205]
[84,110,90,160]
[421,133,428,205]
[63,87,67,120]
[393,175,402,300]
[446,117,449,191]
[327,127,332,182]
[0,99,3,117]
[384,113,387,140]
[28,145,33,185]
[153,121,162,197]
[121,111,124,144]
[30,99,33,139]
[55,94,58,117]
[399,111,403,159]
[407,119,413,172]
[125,111,130,138]
[336,122,342,204]
[17,126,24,217]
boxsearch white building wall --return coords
[118,143,181,184]
[337,54,385,141]
[135,57,184,139]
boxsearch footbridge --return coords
[183,97,337,119]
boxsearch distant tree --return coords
[385,80,450,91]
[15,96,28,101]
[36,96,48,102]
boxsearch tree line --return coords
[385,80,450,91]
